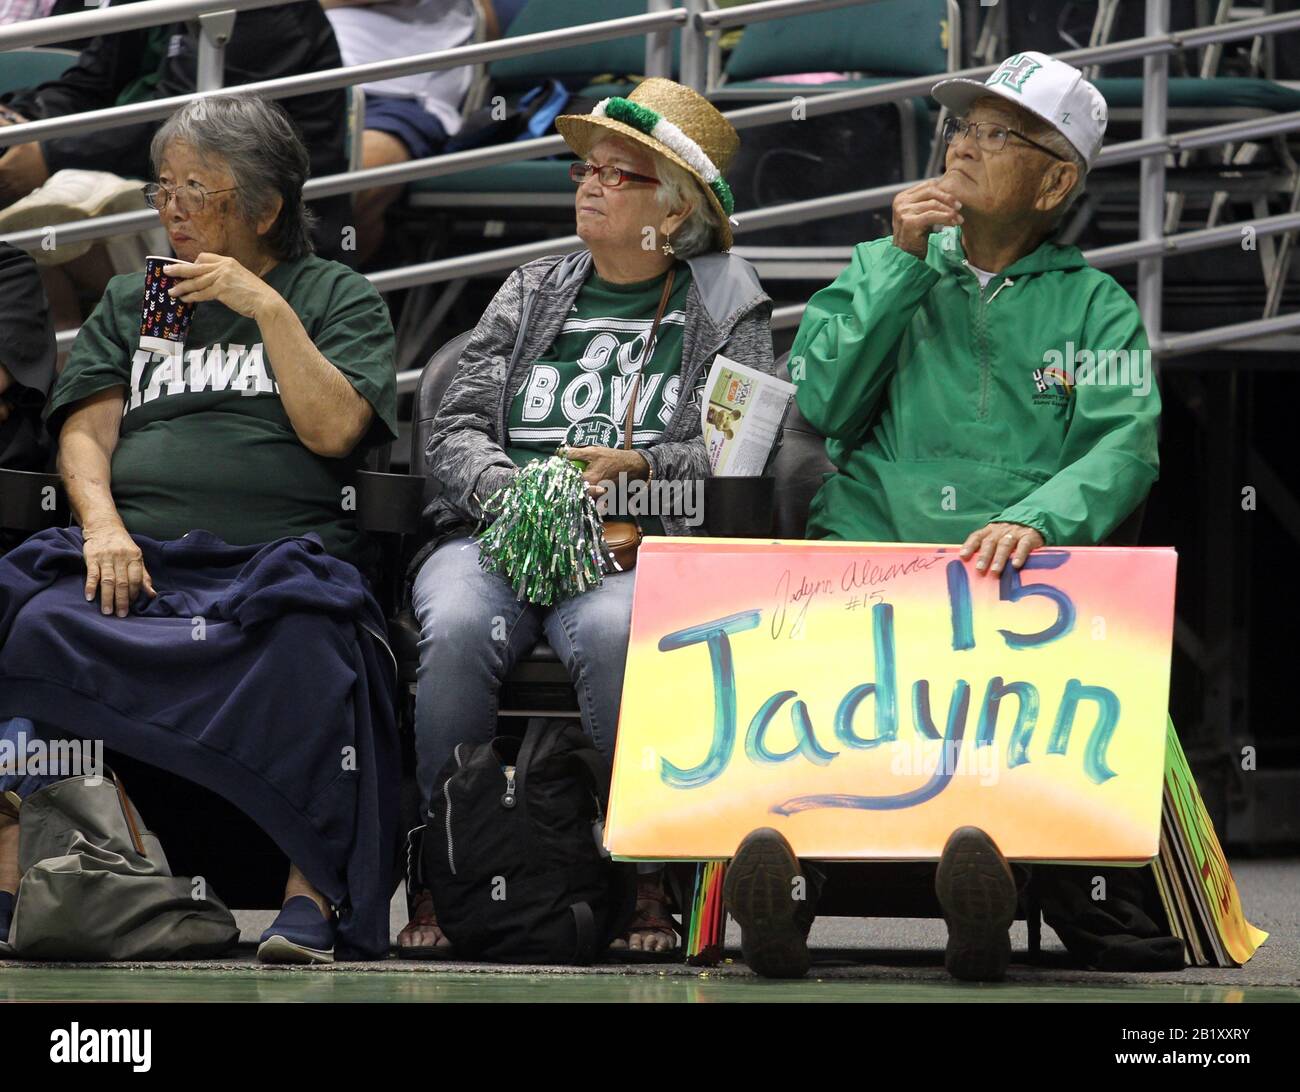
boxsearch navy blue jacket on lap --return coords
[0,528,400,960]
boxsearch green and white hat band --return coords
[592,96,736,217]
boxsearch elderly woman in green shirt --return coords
[0,95,398,966]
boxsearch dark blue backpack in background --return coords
[443,79,571,152]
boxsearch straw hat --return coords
[556,77,740,251]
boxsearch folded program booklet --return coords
[701,353,796,476]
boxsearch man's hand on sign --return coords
[891,180,963,260]
[960,521,1045,576]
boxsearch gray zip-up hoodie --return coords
[420,248,775,547]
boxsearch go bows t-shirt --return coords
[505,265,698,535]
[44,254,398,566]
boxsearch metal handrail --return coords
[0,0,285,50]
[1160,310,1300,357]
[8,97,1300,253]
[1139,0,1170,349]
[8,0,1300,364]
[45,201,1300,358]
[361,201,1300,294]
[1087,209,1300,268]
[696,0,884,28]
[1096,110,1300,166]
[0,8,689,149]
[6,5,1300,151]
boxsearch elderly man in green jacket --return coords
[796,58,1158,566]
[725,53,1178,982]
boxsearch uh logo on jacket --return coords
[125,341,278,414]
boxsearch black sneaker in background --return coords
[935,826,1018,982]
[724,827,813,979]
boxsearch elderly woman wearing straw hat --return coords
[401,79,775,959]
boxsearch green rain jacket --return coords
[791,227,1160,547]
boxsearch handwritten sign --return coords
[606,539,1178,862]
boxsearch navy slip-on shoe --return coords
[257,895,335,965]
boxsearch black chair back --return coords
[0,469,69,537]
[1106,499,1147,547]
[770,352,834,539]
[410,329,474,484]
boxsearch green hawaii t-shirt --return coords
[505,265,697,535]
[44,255,398,566]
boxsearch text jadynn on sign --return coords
[606,539,1177,862]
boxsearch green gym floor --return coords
[2,859,1296,1003]
[2,968,1297,1003]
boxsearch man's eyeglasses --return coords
[143,181,239,213]
[942,116,1067,161]
[569,162,660,188]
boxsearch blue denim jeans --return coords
[410,535,636,813]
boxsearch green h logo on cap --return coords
[989,53,1041,93]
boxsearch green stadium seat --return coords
[489,0,679,90]
[723,0,951,82]
[1094,77,1300,114]
[714,77,936,176]
[406,159,575,208]
[570,80,641,104]
[0,48,79,97]
[713,1,958,187]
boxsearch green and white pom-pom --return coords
[475,456,616,605]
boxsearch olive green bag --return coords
[5,771,239,960]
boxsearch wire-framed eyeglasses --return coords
[143,181,239,213]
[942,116,1067,161]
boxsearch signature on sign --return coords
[771,555,943,640]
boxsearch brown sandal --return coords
[396,891,455,961]
[609,881,680,964]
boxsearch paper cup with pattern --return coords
[139,255,196,353]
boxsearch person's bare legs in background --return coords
[352,130,410,267]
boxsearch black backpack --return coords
[422,718,634,964]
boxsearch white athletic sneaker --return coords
[0,169,148,266]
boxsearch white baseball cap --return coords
[932,51,1108,168]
